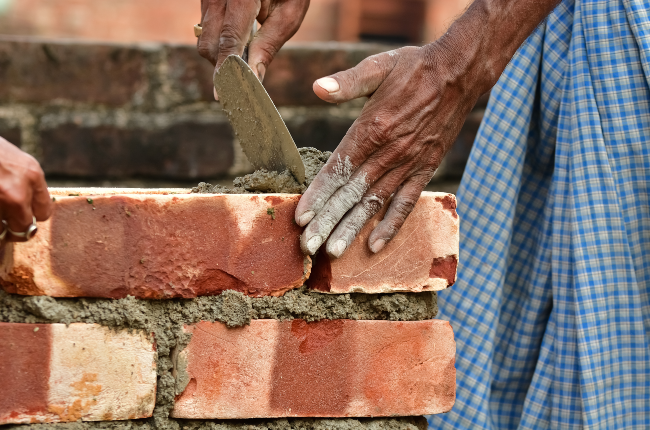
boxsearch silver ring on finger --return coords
[6,216,38,241]
[0,221,7,241]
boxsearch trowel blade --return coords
[214,55,306,184]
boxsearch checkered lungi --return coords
[428,0,650,428]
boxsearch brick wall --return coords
[0,189,458,428]
[0,36,483,185]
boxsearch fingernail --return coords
[213,87,219,101]
[297,211,315,226]
[306,236,323,253]
[316,77,340,94]
[370,239,386,253]
[257,63,266,81]
[330,239,347,258]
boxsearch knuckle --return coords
[197,40,217,64]
[361,195,384,214]
[1,187,27,209]
[26,162,45,183]
[218,25,243,53]
[366,123,391,146]
[255,43,277,63]
[392,196,417,219]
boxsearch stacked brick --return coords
[0,189,459,428]
[0,36,484,183]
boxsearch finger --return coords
[214,1,259,72]
[299,168,369,255]
[324,167,410,258]
[296,151,357,228]
[367,174,430,253]
[248,0,309,81]
[299,158,398,255]
[312,48,412,104]
[295,112,409,227]
[2,187,35,242]
[30,168,52,222]
[197,0,228,66]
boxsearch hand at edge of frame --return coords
[0,137,52,243]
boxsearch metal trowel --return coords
[214,55,306,184]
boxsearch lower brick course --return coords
[172,319,455,419]
[0,289,444,429]
[0,322,157,425]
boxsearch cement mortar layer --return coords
[0,288,436,430]
[3,417,427,430]
[192,147,331,194]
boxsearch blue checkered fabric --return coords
[427,0,650,428]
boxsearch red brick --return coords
[0,36,150,106]
[308,192,459,294]
[0,190,311,298]
[0,322,156,425]
[172,319,455,418]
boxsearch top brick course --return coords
[0,189,458,299]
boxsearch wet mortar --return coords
[192,147,331,194]
[5,146,440,429]
[5,417,428,430]
[1,287,437,430]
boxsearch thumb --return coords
[313,49,404,104]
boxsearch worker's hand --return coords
[197,0,310,99]
[0,137,52,243]
[295,45,483,258]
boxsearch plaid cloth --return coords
[428,0,650,428]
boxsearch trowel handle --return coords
[242,21,258,64]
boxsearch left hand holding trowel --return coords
[195,0,309,99]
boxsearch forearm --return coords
[427,0,560,97]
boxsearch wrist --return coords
[423,0,559,97]
[420,32,489,107]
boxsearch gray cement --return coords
[5,417,428,430]
[192,148,331,194]
[0,288,437,430]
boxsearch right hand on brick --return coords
[0,137,52,242]
[294,46,482,258]
[197,0,309,99]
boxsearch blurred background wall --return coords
[0,0,478,192]
[0,0,471,45]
